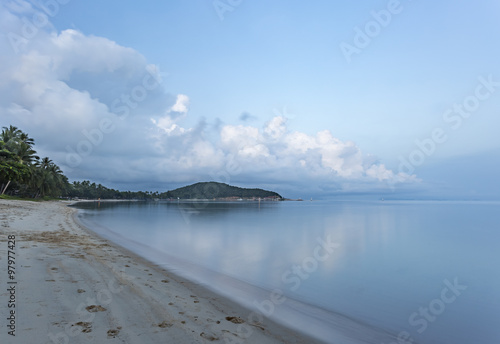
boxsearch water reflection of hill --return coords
[71,200,282,217]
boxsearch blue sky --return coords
[1,0,499,199]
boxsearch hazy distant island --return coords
[164,182,283,201]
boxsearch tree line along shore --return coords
[0,125,158,200]
[0,125,282,201]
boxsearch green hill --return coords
[163,182,282,200]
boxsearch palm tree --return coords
[30,157,68,198]
[1,126,70,198]
[15,142,39,164]
[0,126,38,194]
[0,125,22,149]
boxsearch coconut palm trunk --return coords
[1,180,11,195]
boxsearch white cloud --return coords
[0,5,417,194]
[220,125,261,150]
[264,116,287,140]
[215,118,415,184]
[169,94,189,114]
[151,118,188,136]
[151,94,191,134]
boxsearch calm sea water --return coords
[74,200,500,344]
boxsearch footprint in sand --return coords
[157,321,173,328]
[200,332,219,341]
[107,328,120,338]
[73,322,92,333]
[85,305,107,312]
[225,316,245,324]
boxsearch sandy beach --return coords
[0,200,321,344]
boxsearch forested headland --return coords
[164,182,282,200]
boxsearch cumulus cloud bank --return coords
[0,2,416,193]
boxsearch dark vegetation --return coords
[70,180,160,200]
[163,182,282,200]
[1,125,68,198]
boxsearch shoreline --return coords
[69,200,400,344]
[0,200,322,344]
